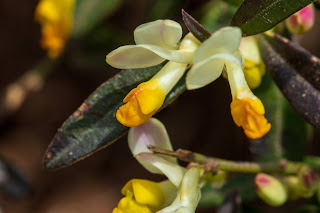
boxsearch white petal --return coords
[239,36,260,64]
[106,45,193,69]
[128,118,177,164]
[194,27,242,63]
[106,45,165,69]
[159,180,178,207]
[136,45,193,64]
[179,167,201,206]
[233,50,245,69]
[157,168,201,213]
[134,20,182,49]
[136,153,185,187]
[186,53,241,90]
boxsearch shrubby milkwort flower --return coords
[106,20,200,127]
[35,0,75,58]
[112,118,202,213]
[186,27,271,139]
[239,36,265,89]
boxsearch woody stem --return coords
[148,145,304,174]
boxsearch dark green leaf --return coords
[230,0,315,36]
[44,63,186,169]
[259,33,320,128]
[261,32,320,91]
[71,0,123,38]
[182,10,211,42]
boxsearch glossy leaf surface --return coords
[230,0,315,36]
[259,33,320,128]
[44,63,186,169]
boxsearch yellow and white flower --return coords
[113,118,202,213]
[106,20,200,127]
[35,0,75,58]
[239,36,265,89]
[186,27,271,139]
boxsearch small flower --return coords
[227,62,271,139]
[285,4,315,35]
[112,179,168,213]
[35,0,75,58]
[186,27,270,139]
[255,173,287,207]
[112,118,202,213]
[297,166,319,198]
[239,36,265,89]
[106,20,200,127]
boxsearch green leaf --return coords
[44,63,186,169]
[258,33,320,129]
[260,32,320,91]
[71,0,123,39]
[182,10,211,42]
[230,0,315,36]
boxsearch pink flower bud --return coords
[297,166,319,198]
[285,4,315,34]
[255,173,287,206]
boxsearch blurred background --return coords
[0,0,320,212]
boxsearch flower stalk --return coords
[148,146,306,174]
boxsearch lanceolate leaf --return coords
[44,63,186,169]
[259,34,320,128]
[262,32,320,91]
[182,10,211,42]
[230,0,315,36]
[71,0,123,38]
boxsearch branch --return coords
[148,145,304,174]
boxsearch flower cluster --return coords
[35,0,75,58]
[113,118,202,213]
[106,20,271,139]
[185,27,270,139]
[107,20,200,127]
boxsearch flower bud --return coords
[297,166,319,198]
[255,173,287,206]
[285,4,315,35]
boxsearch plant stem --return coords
[148,146,304,174]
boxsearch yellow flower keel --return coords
[116,80,166,127]
[35,0,74,58]
[231,98,271,139]
[113,179,165,213]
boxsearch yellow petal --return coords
[243,66,262,89]
[121,179,165,210]
[230,98,271,139]
[35,0,74,58]
[134,20,182,49]
[113,197,152,213]
[116,80,165,127]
